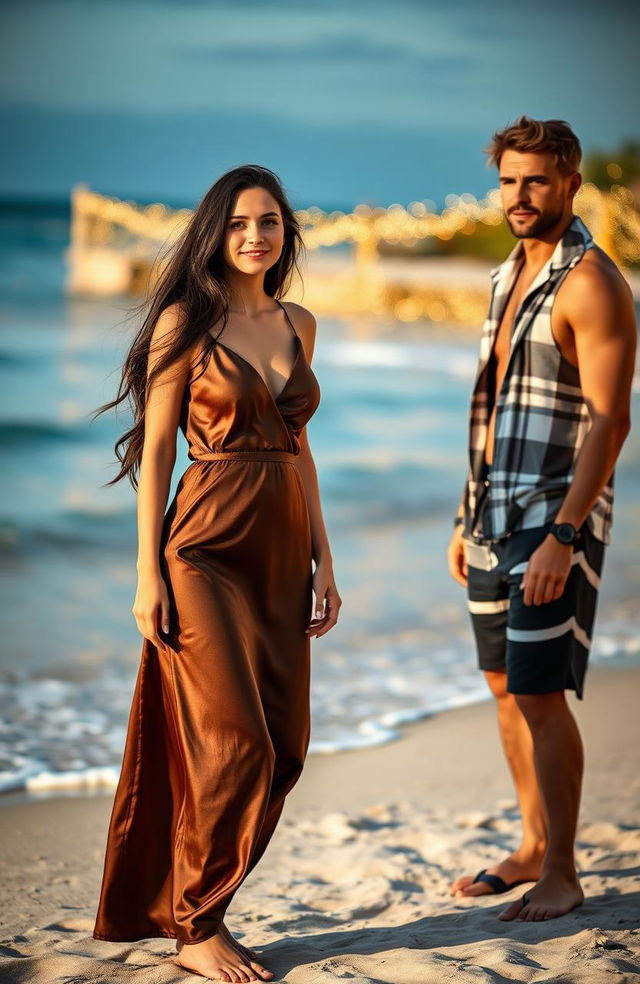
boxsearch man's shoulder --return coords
[555,245,635,331]
[559,245,633,311]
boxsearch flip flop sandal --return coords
[471,869,530,895]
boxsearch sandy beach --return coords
[1,663,638,983]
[3,4,640,982]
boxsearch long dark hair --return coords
[94,165,304,488]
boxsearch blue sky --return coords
[1,0,638,208]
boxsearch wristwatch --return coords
[550,521,578,545]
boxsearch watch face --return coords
[556,523,575,544]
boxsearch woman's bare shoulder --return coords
[151,302,188,343]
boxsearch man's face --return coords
[498,149,579,239]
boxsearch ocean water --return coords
[1,205,639,797]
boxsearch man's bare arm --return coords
[554,260,635,529]
[522,259,635,607]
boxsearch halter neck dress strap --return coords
[275,299,299,338]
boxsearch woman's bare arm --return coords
[132,303,194,649]
[284,302,342,637]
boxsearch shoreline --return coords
[2,656,638,808]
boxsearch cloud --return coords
[180,35,476,75]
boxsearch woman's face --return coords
[224,187,285,277]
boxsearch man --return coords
[447,116,636,921]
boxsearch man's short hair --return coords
[486,116,582,175]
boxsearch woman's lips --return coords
[241,250,269,257]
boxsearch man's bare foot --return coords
[451,846,544,898]
[173,931,273,982]
[499,871,584,921]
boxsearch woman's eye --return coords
[263,219,278,226]
[230,221,244,230]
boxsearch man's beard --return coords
[506,205,565,239]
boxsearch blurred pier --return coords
[66,183,640,326]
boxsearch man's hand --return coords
[447,525,468,587]
[521,534,573,606]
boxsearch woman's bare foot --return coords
[173,931,273,982]
[219,923,262,968]
[451,845,545,898]
[500,871,584,921]
[177,925,257,962]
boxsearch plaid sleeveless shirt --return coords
[463,215,614,545]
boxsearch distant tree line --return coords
[583,140,640,197]
[382,140,640,263]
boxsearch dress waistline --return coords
[191,449,298,464]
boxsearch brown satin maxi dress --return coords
[93,302,320,944]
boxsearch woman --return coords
[92,165,341,983]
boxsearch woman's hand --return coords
[306,560,342,638]
[132,569,171,652]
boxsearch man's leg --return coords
[500,690,584,921]
[452,669,547,897]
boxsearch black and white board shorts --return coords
[465,522,605,699]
